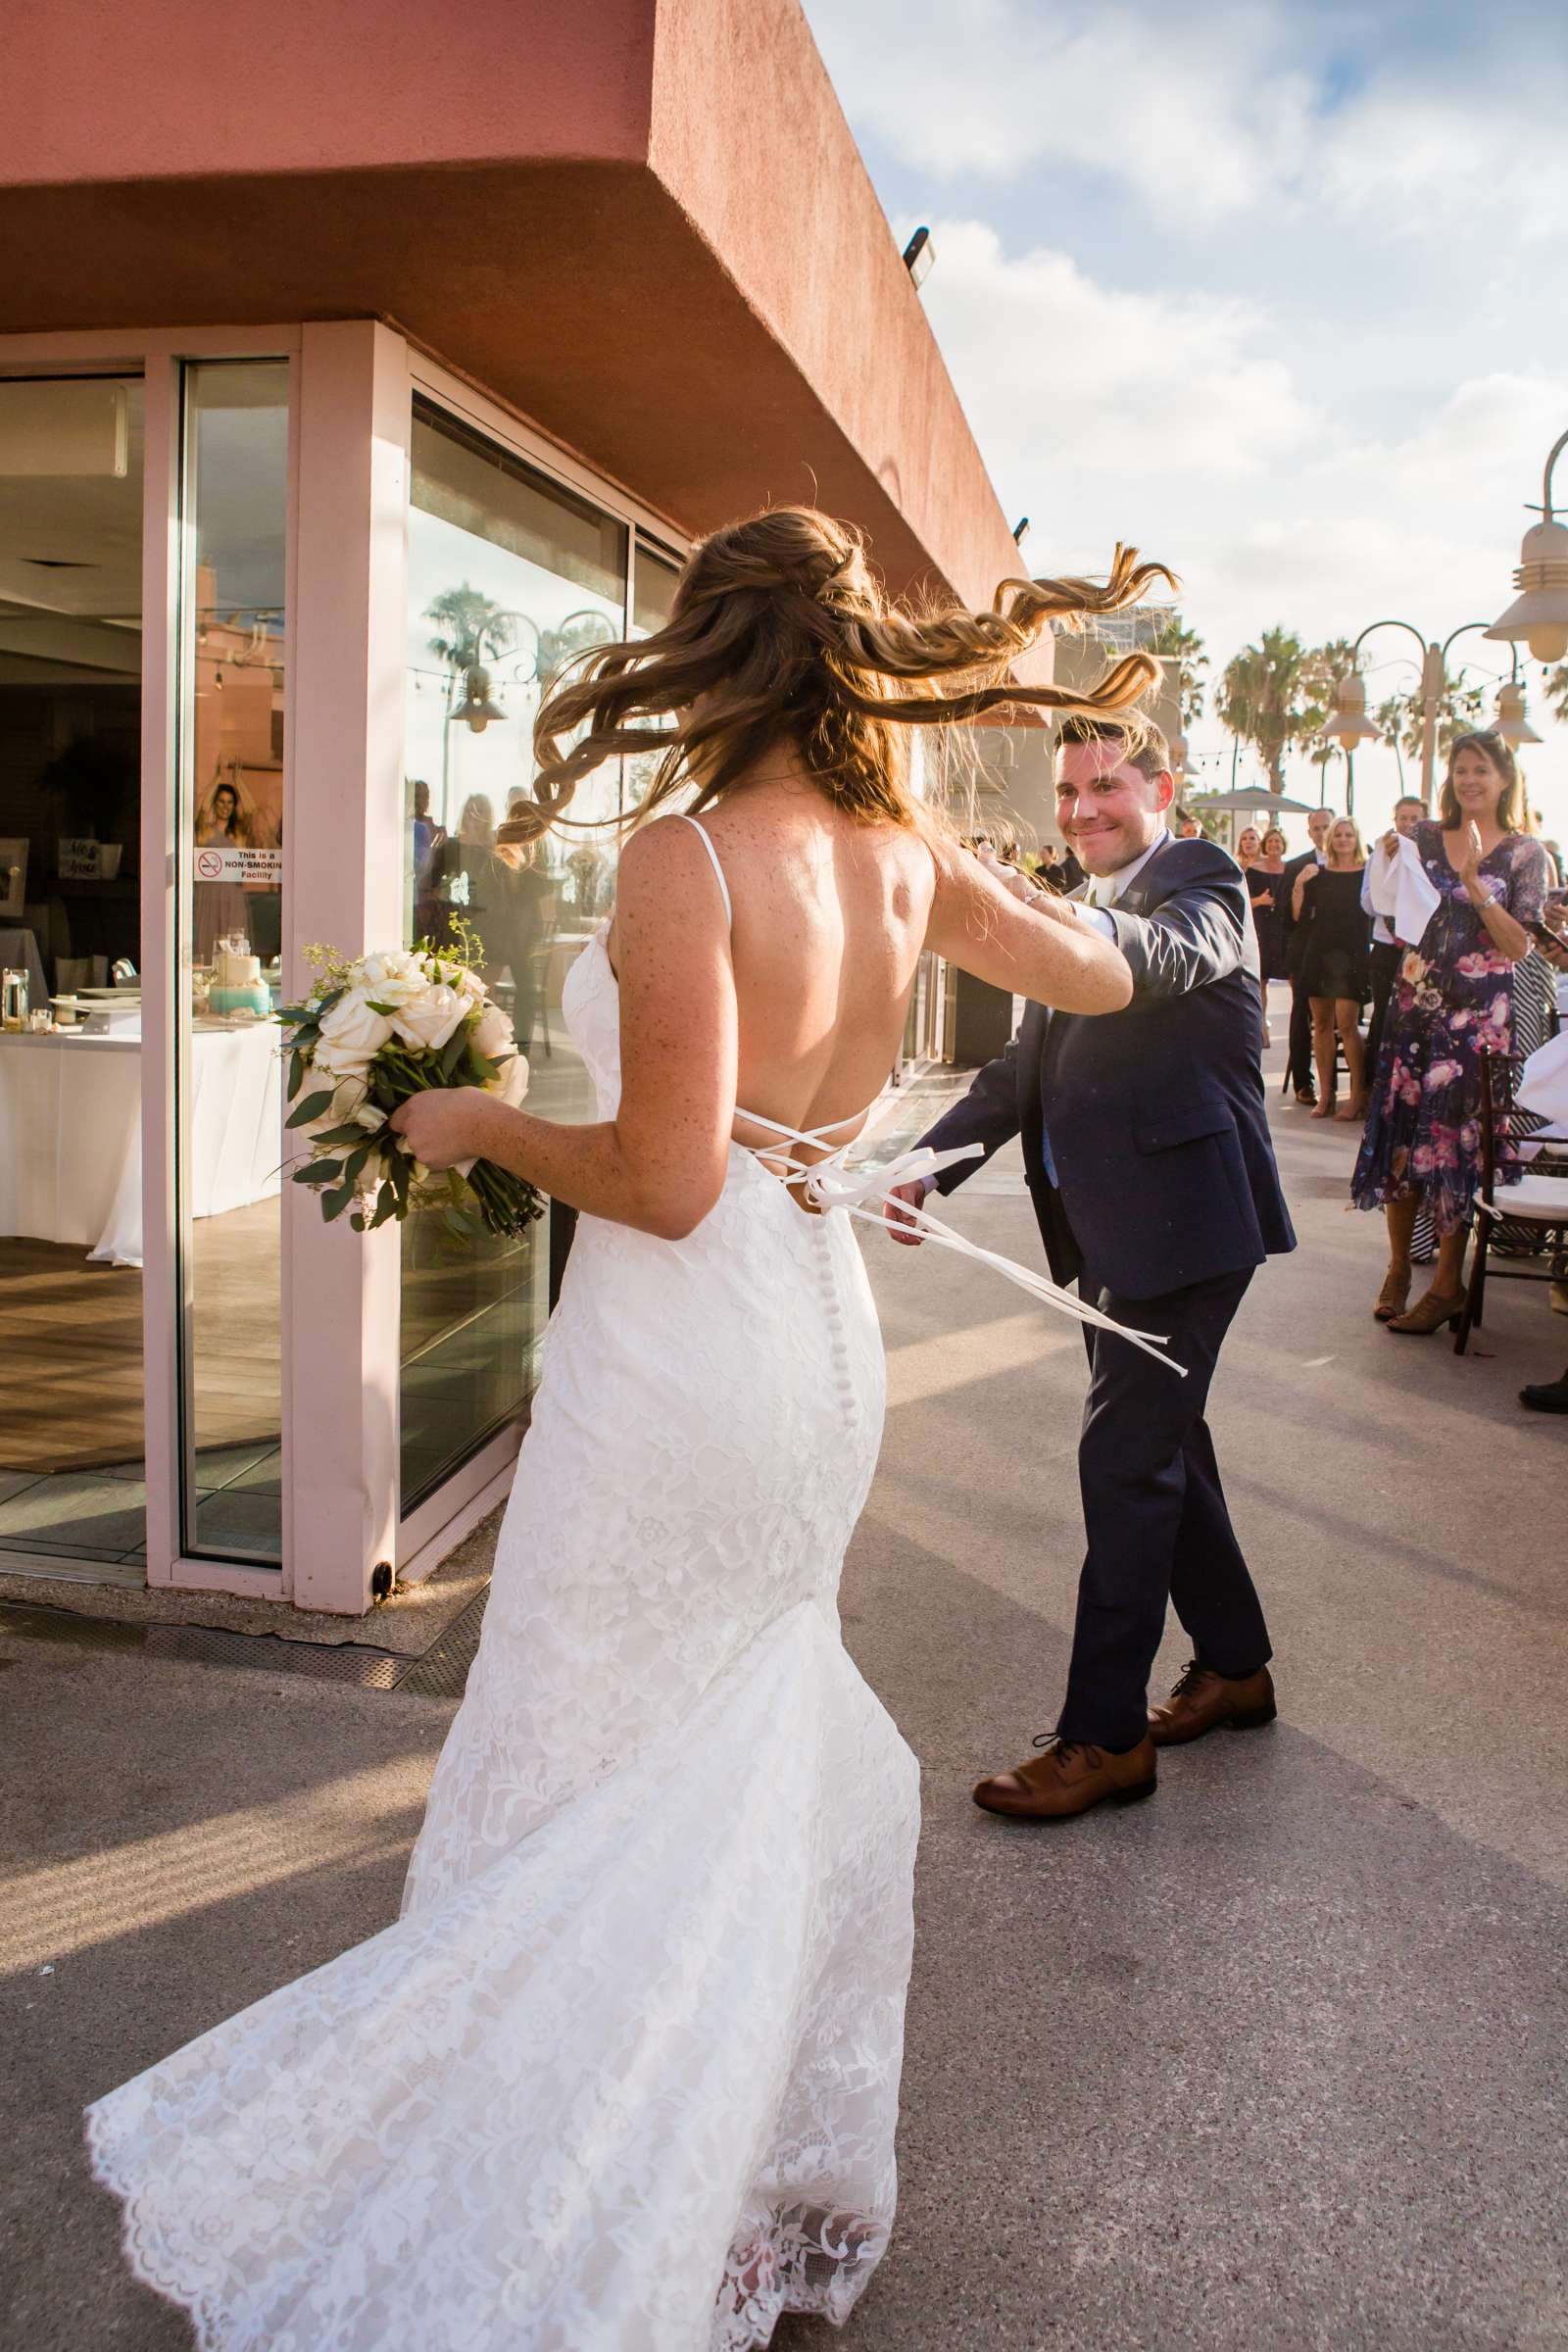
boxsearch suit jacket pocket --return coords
[1133,1097,1234,1153]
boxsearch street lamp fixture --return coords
[1323,669,1382,752]
[451,662,507,732]
[1323,620,1459,808]
[1493,676,1543,747]
[1486,427,1568,664]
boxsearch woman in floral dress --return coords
[1352,730,1549,1332]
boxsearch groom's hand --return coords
[884,1178,930,1246]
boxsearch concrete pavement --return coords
[3,1030,1565,2349]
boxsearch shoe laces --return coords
[1170,1658,1210,1698]
[1030,1733,1085,1760]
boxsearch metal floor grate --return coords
[0,1592,488,1696]
[394,1586,490,1698]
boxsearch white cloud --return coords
[915,220,1314,489]
[807,0,1314,227]
[800,0,1568,834]
[805,0,1568,252]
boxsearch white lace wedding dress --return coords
[86,821,921,2351]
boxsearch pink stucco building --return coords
[0,0,1034,1613]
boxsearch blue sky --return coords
[801,0,1568,837]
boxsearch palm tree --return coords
[1216,627,1314,791]
[1373,663,1485,760]
[1149,614,1207,728]
[424,584,517,676]
[1542,661,1568,722]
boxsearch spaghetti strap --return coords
[677,812,733,931]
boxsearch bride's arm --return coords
[392,822,736,1241]
[922,831,1132,1012]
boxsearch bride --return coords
[87,509,1164,2349]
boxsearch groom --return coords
[890,717,1295,1820]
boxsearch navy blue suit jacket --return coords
[920,836,1297,1300]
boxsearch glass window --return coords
[177,362,289,1563]
[401,402,628,1511]
[0,375,147,1573]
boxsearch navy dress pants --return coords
[1055,1266,1272,1751]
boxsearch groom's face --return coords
[1054,743,1174,876]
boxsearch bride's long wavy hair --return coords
[495,507,1175,848]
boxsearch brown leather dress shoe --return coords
[972,1735,1156,1821]
[1149,1660,1277,1746]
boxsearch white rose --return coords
[357,950,430,1006]
[312,1037,373,1083]
[318,988,395,1064]
[456,966,487,1001]
[389,983,468,1054]
[471,1001,515,1063]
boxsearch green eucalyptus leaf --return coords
[321,1180,358,1221]
[286,1090,336,1130]
[294,1160,343,1188]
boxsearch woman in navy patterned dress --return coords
[1352,730,1549,1333]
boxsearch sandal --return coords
[1373,1265,1411,1322]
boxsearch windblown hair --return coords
[496,507,1175,847]
[1438,729,1526,833]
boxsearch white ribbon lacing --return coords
[737,1112,1187,1376]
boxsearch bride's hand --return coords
[976,847,1037,905]
[390,1087,492,1171]
[884,1178,929,1246]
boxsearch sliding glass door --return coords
[174,361,289,1563]
[0,373,147,1574]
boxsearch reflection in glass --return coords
[401,402,629,1511]
[0,375,147,1572]
[178,363,289,1563]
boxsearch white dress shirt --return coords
[1077,827,1171,937]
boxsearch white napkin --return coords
[1517,1030,1568,1126]
[1365,834,1441,948]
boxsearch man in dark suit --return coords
[889,716,1296,1821]
[1281,804,1335,1103]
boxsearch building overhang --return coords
[0,0,1047,673]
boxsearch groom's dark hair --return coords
[1057,713,1170,782]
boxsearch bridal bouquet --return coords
[278,939,543,1239]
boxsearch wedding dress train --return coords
[87,822,921,2350]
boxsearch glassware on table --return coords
[2,967,27,1030]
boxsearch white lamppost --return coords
[1487,428,1568,665]
[1322,619,1444,810]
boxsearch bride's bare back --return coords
[601,754,1130,1228]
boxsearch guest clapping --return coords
[1352,731,1551,1331]
[1292,817,1372,1121]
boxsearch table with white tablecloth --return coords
[0,1019,282,1267]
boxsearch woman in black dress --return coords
[1241,824,1290,1047]
[1292,815,1372,1120]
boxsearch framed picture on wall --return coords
[0,838,26,919]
